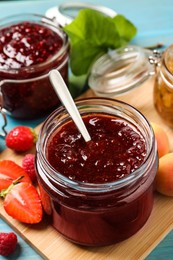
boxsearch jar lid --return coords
[45,2,116,27]
[88,45,155,97]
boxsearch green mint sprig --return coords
[63,9,137,76]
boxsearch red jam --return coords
[0,22,63,71]
[36,100,158,246]
[0,17,69,119]
[47,114,146,183]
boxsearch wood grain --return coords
[1,77,173,260]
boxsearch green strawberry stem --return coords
[0,176,24,198]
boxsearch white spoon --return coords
[49,70,91,142]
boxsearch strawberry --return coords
[5,126,38,152]
[22,154,37,182]
[0,160,31,192]
[0,178,43,224]
[0,232,17,256]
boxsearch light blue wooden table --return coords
[0,0,173,259]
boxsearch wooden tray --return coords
[1,77,173,260]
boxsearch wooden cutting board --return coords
[1,77,173,260]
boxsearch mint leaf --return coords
[113,15,137,45]
[70,41,106,76]
[64,9,137,76]
[64,9,120,48]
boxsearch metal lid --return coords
[88,45,155,97]
[45,2,116,27]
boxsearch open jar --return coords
[0,14,69,119]
[88,45,155,97]
[36,97,158,246]
[153,45,173,127]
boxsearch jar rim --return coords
[36,97,156,193]
[0,13,69,75]
[0,55,68,83]
[88,45,154,97]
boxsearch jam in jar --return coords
[0,14,69,119]
[154,45,173,127]
[36,98,158,246]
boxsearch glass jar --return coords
[88,45,155,97]
[0,14,69,119]
[154,45,173,127]
[36,98,158,246]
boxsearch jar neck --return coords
[36,140,157,195]
[0,54,68,83]
[36,98,157,195]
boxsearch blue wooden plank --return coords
[146,231,173,260]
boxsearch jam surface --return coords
[0,21,63,70]
[47,114,147,183]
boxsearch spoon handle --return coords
[49,70,91,142]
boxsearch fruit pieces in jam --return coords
[47,113,147,183]
[154,70,173,127]
[154,45,173,127]
[0,22,63,71]
[0,20,69,119]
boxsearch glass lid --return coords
[88,45,155,97]
[45,2,116,27]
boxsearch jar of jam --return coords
[36,97,158,246]
[0,14,69,119]
[153,45,173,127]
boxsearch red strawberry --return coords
[0,180,43,224]
[0,232,17,256]
[5,126,38,152]
[0,160,31,192]
[22,154,37,182]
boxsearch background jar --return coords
[0,14,69,119]
[88,45,155,97]
[153,45,173,127]
[36,98,158,247]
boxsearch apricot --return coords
[151,122,170,158]
[156,153,173,196]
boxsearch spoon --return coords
[49,70,91,142]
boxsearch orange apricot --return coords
[151,122,170,158]
[156,153,173,196]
